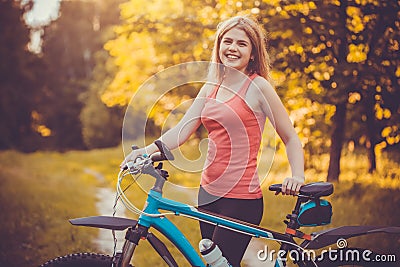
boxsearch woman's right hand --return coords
[120,143,158,170]
[120,148,144,170]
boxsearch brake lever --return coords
[142,163,164,180]
[125,155,152,175]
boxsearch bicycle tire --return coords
[311,247,397,267]
[40,252,132,267]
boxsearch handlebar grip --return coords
[269,184,283,193]
[154,140,174,160]
[150,152,165,162]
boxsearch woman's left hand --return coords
[282,176,305,196]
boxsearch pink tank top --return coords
[200,74,266,199]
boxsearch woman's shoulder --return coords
[250,75,275,97]
[199,81,218,97]
[252,75,273,89]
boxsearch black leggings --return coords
[198,186,264,267]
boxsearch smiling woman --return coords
[121,15,306,266]
[219,27,253,74]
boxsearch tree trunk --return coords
[365,91,377,173]
[367,143,376,173]
[327,102,347,182]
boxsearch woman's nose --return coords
[228,43,238,51]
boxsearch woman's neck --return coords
[222,68,250,87]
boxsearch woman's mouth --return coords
[225,54,240,60]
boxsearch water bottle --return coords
[199,238,231,267]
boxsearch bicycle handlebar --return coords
[268,184,301,197]
[269,184,283,193]
[124,140,174,177]
[154,140,174,161]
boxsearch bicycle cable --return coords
[116,170,175,218]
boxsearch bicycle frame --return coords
[133,188,296,266]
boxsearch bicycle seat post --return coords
[285,196,305,230]
[274,196,307,265]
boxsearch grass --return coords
[0,146,399,266]
[0,150,101,267]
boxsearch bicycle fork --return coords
[115,224,179,267]
[115,225,148,267]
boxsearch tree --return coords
[80,0,126,148]
[258,0,399,181]
[100,0,399,180]
[0,0,43,151]
[348,1,400,172]
[39,0,102,150]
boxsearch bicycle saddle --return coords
[269,182,334,198]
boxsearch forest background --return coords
[0,0,399,266]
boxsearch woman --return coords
[121,15,305,266]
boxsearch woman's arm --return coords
[158,84,209,150]
[254,77,305,195]
[121,83,210,168]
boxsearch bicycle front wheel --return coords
[312,247,397,267]
[40,252,129,267]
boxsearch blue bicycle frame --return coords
[137,188,290,266]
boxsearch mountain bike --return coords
[40,141,399,267]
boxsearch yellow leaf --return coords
[102,31,158,107]
[383,109,391,119]
[347,43,368,63]
[348,92,361,104]
[381,127,392,137]
[375,103,383,120]
[304,27,313,34]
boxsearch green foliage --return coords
[36,1,101,150]
[80,88,123,149]
[80,48,124,149]
[23,0,126,150]
[80,0,127,149]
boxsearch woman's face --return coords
[218,27,253,74]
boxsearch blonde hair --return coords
[208,15,271,82]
